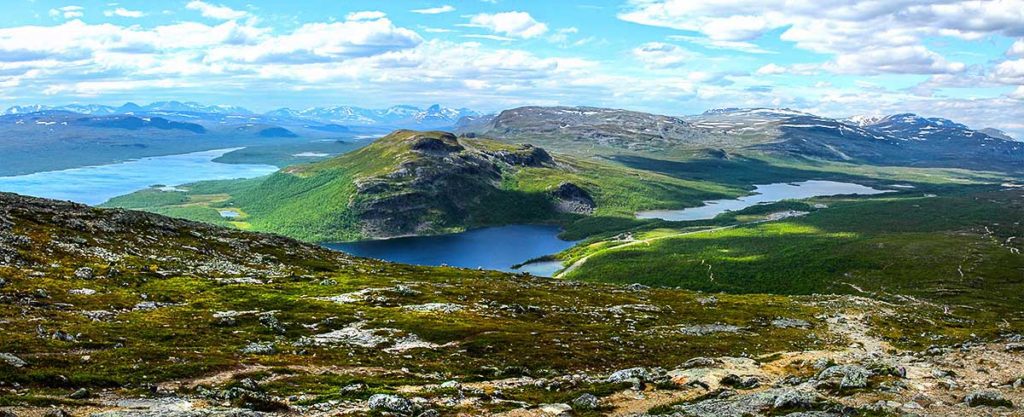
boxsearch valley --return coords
[2,103,1023,417]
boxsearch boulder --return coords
[817,365,872,389]
[607,367,652,383]
[965,390,1012,408]
[368,394,415,415]
[572,393,599,410]
[68,388,90,399]
[0,353,26,368]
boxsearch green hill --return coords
[105,130,740,241]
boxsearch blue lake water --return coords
[324,225,576,276]
[636,180,891,221]
[0,148,277,205]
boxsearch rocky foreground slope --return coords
[1,193,1022,416]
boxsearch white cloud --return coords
[49,6,84,19]
[1009,39,1024,58]
[185,1,248,20]
[667,35,772,54]
[411,5,455,15]
[826,45,966,75]
[468,12,548,39]
[632,42,696,68]
[346,11,386,21]
[207,18,422,64]
[756,63,787,75]
[104,8,145,18]
[617,0,1015,75]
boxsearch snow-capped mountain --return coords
[3,101,253,116]
[847,113,985,141]
[264,104,479,128]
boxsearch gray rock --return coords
[678,323,744,336]
[965,390,1012,408]
[439,380,461,390]
[240,342,276,355]
[625,283,650,291]
[68,388,90,399]
[0,277,6,288]
[771,318,811,329]
[43,410,71,417]
[676,388,812,417]
[721,374,760,389]
[607,367,652,383]
[681,357,719,369]
[0,353,26,368]
[0,409,17,417]
[1006,343,1024,352]
[772,389,820,409]
[538,403,572,416]
[74,267,94,280]
[817,365,872,389]
[572,393,599,410]
[367,394,415,415]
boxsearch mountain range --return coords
[3,101,478,129]
[459,106,1022,170]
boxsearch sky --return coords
[1,0,1023,136]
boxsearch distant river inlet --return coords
[0,148,277,205]
[636,180,892,221]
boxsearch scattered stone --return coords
[67,288,96,295]
[607,304,663,314]
[318,279,337,286]
[0,278,6,288]
[676,388,818,417]
[721,374,760,389]
[607,367,652,383]
[81,310,115,322]
[0,353,26,368]
[43,410,71,417]
[295,321,438,352]
[772,389,820,409]
[1006,343,1024,352]
[240,342,276,355]
[0,410,16,417]
[681,357,719,369]
[696,296,718,306]
[771,318,812,329]
[625,283,649,291]
[572,393,599,410]
[258,314,286,334]
[678,323,744,336]
[439,380,461,390]
[73,267,94,280]
[367,394,415,415]
[68,388,90,399]
[403,303,463,314]
[341,383,366,394]
[965,390,1013,408]
[538,403,572,416]
[817,365,872,389]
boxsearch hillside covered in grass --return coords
[4,192,1024,417]
[104,130,742,242]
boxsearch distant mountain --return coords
[3,101,253,116]
[459,105,1023,170]
[979,128,1016,141]
[265,104,479,128]
[458,106,722,153]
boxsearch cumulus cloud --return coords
[617,0,1013,75]
[756,63,787,75]
[49,6,84,19]
[346,11,387,21]
[185,1,248,20]
[411,5,455,15]
[468,12,548,39]
[632,42,696,68]
[1009,39,1024,58]
[104,8,145,18]
[207,18,422,64]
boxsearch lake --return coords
[324,225,576,277]
[0,148,277,205]
[636,180,891,221]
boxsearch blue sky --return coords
[2,0,1023,136]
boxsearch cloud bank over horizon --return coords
[1,0,1022,136]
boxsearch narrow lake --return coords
[324,225,576,277]
[636,180,891,221]
[0,148,277,205]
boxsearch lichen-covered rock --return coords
[0,353,26,368]
[572,393,599,410]
[816,365,872,389]
[607,367,652,383]
[367,394,415,415]
[965,390,1013,408]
